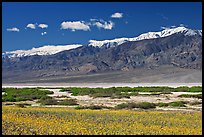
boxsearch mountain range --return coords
[2,26,202,83]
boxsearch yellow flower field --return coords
[2,106,202,135]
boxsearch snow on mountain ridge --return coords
[89,38,129,48]
[89,27,202,48]
[3,44,83,58]
[3,27,202,58]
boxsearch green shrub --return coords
[115,102,156,109]
[55,95,70,98]
[114,103,130,109]
[4,103,14,106]
[169,101,187,107]
[37,96,58,105]
[15,103,31,108]
[110,94,131,99]
[157,102,169,107]
[127,92,139,96]
[189,101,202,105]
[178,94,202,99]
[75,105,111,110]
[2,88,54,102]
[189,86,202,92]
[59,88,71,92]
[61,86,202,99]
[58,99,78,106]
[38,96,78,106]
[38,96,53,101]
[135,102,156,109]
[91,93,112,98]
[156,101,188,108]
[174,86,189,92]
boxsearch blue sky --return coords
[2,2,202,52]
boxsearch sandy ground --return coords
[41,88,202,111]
[2,88,202,111]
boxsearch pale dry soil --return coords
[2,88,202,111]
[45,89,202,111]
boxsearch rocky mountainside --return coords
[2,27,202,83]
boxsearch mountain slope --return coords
[3,27,201,58]
[88,27,202,48]
[2,44,83,58]
[2,27,202,83]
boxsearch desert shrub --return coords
[156,101,188,107]
[2,95,16,102]
[37,96,52,102]
[173,86,189,92]
[38,96,78,106]
[55,95,70,98]
[189,101,202,105]
[15,97,29,102]
[114,103,130,109]
[131,86,174,92]
[68,87,140,98]
[91,93,112,98]
[15,103,31,108]
[37,96,58,105]
[58,99,78,106]
[59,88,71,92]
[127,92,139,96]
[115,102,156,109]
[2,88,54,102]
[161,91,173,94]
[172,86,202,92]
[135,102,156,109]
[4,103,15,106]
[75,105,111,110]
[178,94,202,99]
[58,86,201,99]
[189,86,202,92]
[169,101,187,107]
[157,102,169,107]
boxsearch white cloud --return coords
[111,12,123,18]
[93,21,114,30]
[60,21,90,31]
[41,32,47,35]
[90,19,114,30]
[7,27,20,32]
[27,23,36,29]
[38,24,48,29]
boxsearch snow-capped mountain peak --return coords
[89,38,129,48]
[88,26,202,48]
[3,26,202,58]
[3,44,83,58]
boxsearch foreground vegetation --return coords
[2,106,202,135]
[59,86,202,98]
[2,86,202,103]
[178,94,202,99]
[2,88,53,102]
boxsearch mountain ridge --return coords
[3,26,202,58]
[2,26,202,83]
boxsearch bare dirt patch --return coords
[36,88,202,111]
